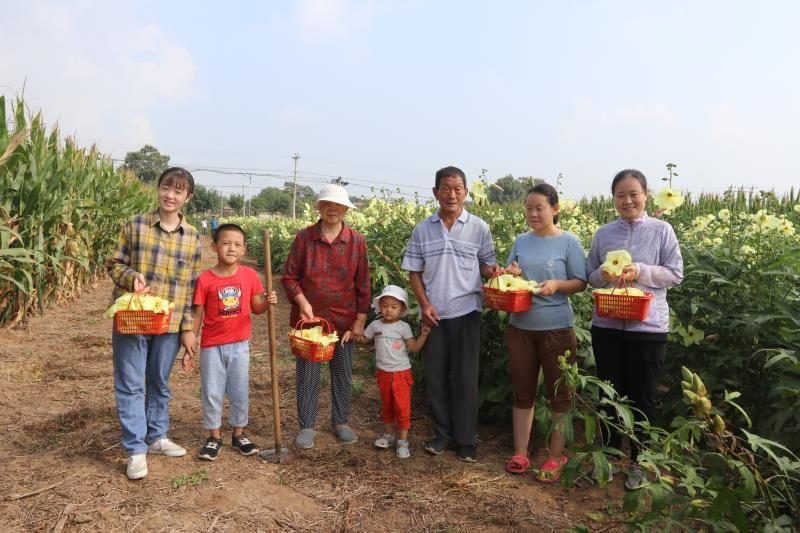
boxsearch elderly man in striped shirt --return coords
[402,166,497,462]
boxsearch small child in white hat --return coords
[351,285,431,458]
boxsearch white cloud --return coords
[0,3,194,153]
[129,114,156,147]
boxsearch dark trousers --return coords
[295,341,354,429]
[422,311,481,448]
[591,326,666,461]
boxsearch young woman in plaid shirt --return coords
[107,167,201,479]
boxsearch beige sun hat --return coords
[314,183,357,209]
[371,285,409,317]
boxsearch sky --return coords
[2,0,799,202]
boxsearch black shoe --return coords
[457,445,477,463]
[232,434,259,456]
[198,437,222,461]
[424,436,451,455]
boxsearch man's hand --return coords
[421,303,440,327]
[133,273,149,293]
[480,263,501,280]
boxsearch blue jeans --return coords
[200,340,250,430]
[112,330,181,455]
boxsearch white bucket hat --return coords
[371,285,409,317]
[314,183,357,209]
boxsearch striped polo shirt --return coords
[402,209,496,319]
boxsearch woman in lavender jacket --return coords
[587,169,683,490]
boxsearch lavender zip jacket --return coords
[587,212,684,333]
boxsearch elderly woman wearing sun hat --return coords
[281,183,371,449]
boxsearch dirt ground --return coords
[0,237,625,532]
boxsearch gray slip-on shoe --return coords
[333,424,358,444]
[294,428,316,449]
[625,465,648,491]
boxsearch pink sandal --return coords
[505,454,531,474]
[537,455,568,483]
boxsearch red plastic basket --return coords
[289,317,336,362]
[113,293,172,335]
[592,279,653,321]
[482,277,532,313]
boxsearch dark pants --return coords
[591,326,666,461]
[422,311,481,448]
[295,341,354,429]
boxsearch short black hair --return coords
[526,182,560,224]
[213,223,246,242]
[157,167,195,194]
[612,169,647,195]
[434,166,467,189]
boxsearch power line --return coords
[112,155,436,199]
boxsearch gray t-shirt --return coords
[363,319,414,372]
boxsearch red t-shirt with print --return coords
[194,266,264,348]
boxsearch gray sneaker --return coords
[294,428,316,450]
[333,425,358,444]
[625,466,648,491]
[396,439,411,459]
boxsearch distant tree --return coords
[123,144,170,184]
[349,195,368,206]
[187,184,223,215]
[282,182,316,207]
[489,175,544,203]
[251,187,292,215]
[228,193,244,213]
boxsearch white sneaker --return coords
[396,440,411,459]
[127,454,148,480]
[148,438,186,457]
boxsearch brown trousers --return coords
[504,326,577,411]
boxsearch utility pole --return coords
[247,174,252,217]
[242,185,246,217]
[291,153,301,219]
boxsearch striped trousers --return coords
[295,341,354,429]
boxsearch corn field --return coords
[0,96,152,327]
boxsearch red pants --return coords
[376,369,413,430]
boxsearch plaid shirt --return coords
[282,221,371,334]
[106,210,201,333]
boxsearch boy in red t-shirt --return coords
[183,223,276,460]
